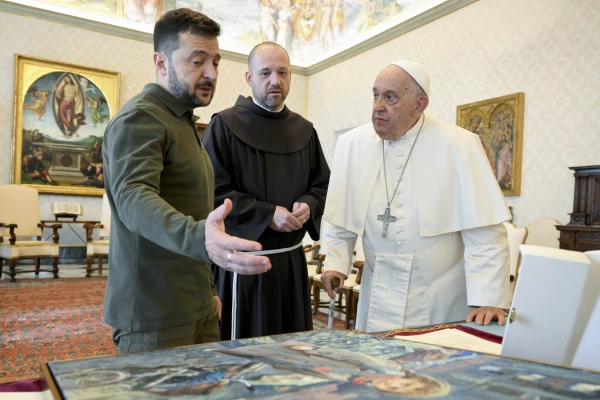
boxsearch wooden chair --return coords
[0,185,62,282]
[524,218,560,248]
[350,260,364,329]
[311,253,330,314]
[312,254,360,328]
[83,194,110,277]
[304,242,320,287]
[503,221,527,294]
[304,242,320,265]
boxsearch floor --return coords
[0,259,351,323]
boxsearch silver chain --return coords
[382,116,425,207]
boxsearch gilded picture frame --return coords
[457,92,525,196]
[12,55,120,196]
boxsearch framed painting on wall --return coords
[12,55,120,196]
[457,92,525,196]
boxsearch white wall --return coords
[0,12,307,243]
[308,0,600,227]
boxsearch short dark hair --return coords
[154,8,221,60]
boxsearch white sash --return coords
[366,253,430,332]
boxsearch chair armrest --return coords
[353,261,365,285]
[309,244,322,265]
[315,253,326,274]
[0,223,18,245]
[83,222,104,243]
[39,222,63,244]
[303,244,318,263]
[303,244,318,253]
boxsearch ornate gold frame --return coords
[12,55,120,196]
[457,92,525,196]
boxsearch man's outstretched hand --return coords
[205,199,271,274]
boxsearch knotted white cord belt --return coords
[231,242,303,340]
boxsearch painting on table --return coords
[44,330,600,399]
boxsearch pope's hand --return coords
[321,270,346,299]
[269,205,302,232]
[205,199,271,274]
[466,306,508,326]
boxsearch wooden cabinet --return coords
[556,165,600,252]
[196,121,207,139]
[557,225,600,252]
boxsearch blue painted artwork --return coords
[47,330,600,399]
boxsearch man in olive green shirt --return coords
[102,9,271,353]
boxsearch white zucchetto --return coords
[390,60,430,96]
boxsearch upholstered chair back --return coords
[524,218,560,248]
[99,194,111,238]
[0,185,41,238]
[503,221,527,282]
[353,236,365,261]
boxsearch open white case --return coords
[501,245,600,370]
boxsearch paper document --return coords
[0,390,53,400]
[393,329,501,355]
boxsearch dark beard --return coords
[168,63,215,108]
[253,86,288,111]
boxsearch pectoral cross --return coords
[377,207,397,238]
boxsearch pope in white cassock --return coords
[321,60,512,333]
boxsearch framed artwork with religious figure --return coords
[457,92,525,196]
[12,55,120,196]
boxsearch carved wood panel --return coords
[196,122,207,140]
[557,165,600,252]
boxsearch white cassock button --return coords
[396,190,402,194]
[396,203,401,207]
[397,241,403,246]
[397,165,402,170]
[397,153,401,157]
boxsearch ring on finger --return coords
[227,251,234,262]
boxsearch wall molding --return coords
[305,0,477,75]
